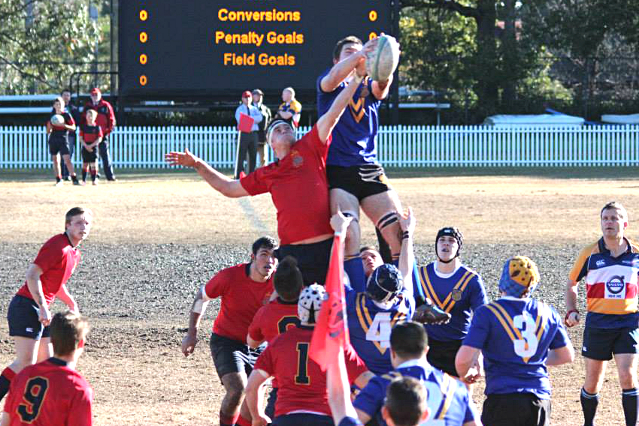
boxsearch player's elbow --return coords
[454,346,475,376]
[548,345,575,366]
[246,335,262,349]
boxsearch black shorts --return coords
[48,135,70,156]
[581,326,639,361]
[81,147,98,163]
[209,333,262,380]
[273,413,334,426]
[327,164,391,201]
[7,295,50,340]
[482,393,551,426]
[426,338,462,377]
[277,238,332,286]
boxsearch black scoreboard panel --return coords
[119,0,393,98]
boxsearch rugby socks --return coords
[0,367,16,400]
[581,387,599,426]
[622,388,639,426]
[375,227,392,264]
[344,256,366,292]
[91,170,97,182]
[219,410,239,426]
[235,414,251,426]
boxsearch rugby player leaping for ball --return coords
[166,63,373,286]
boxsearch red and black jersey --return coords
[254,325,368,417]
[83,99,115,136]
[248,298,300,344]
[80,124,103,144]
[47,112,74,137]
[3,358,93,426]
[15,234,81,306]
[203,263,274,343]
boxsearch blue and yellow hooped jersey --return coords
[417,263,487,342]
[345,287,415,375]
[317,68,381,167]
[463,297,570,399]
[353,359,478,426]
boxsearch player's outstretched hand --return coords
[399,206,416,235]
[165,148,198,168]
[564,310,580,327]
[330,210,353,236]
[460,365,482,385]
[252,414,272,426]
[181,333,197,357]
[39,305,52,326]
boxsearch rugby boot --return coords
[413,298,451,324]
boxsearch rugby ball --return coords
[50,114,65,126]
[366,35,400,82]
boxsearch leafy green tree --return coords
[0,0,100,94]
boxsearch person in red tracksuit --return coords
[83,88,116,181]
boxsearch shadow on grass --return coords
[1,167,637,182]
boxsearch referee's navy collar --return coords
[598,237,632,258]
[48,357,68,367]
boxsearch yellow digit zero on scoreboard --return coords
[139,75,147,86]
[139,10,147,21]
[369,10,378,21]
[140,54,147,65]
[139,32,148,43]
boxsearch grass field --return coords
[0,167,638,425]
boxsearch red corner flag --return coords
[310,234,350,371]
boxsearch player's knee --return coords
[618,369,637,389]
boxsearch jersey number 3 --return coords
[18,377,49,422]
[366,312,392,348]
[513,314,539,358]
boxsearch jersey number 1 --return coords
[295,343,310,385]
[18,377,49,422]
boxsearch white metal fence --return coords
[1,125,637,169]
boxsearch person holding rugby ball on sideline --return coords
[47,97,80,186]
[0,207,92,402]
[166,63,370,286]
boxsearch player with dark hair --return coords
[1,311,93,426]
[79,109,103,185]
[457,256,574,426]
[0,207,92,402]
[245,284,371,426]
[327,340,429,426]
[353,321,479,426]
[246,256,303,424]
[181,236,277,426]
[317,35,403,270]
[565,202,639,426]
[416,227,487,378]
[166,69,368,286]
[47,97,79,186]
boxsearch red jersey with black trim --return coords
[83,99,115,136]
[248,298,300,344]
[3,358,93,426]
[254,325,368,417]
[80,124,103,144]
[204,263,274,343]
[16,234,81,306]
[240,125,332,245]
[47,112,75,137]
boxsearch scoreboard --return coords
[119,0,393,98]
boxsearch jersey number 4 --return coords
[366,312,392,349]
[18,377,49,422]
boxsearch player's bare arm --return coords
[320,38,378,93]
[398,207,416,299]
[246,334,263,349]
[455,345,481,381]
[25,263,51,326]
[182,287,210,357]
[55,284,79,313]
[65,122,76,132]
[165,149,249,198]
[245,369,271,426]
[565,279,580,327]
[327,350,361,426]
[546,343,575,366]
[317,74,365,143]
[371,74,393,101]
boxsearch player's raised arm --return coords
[327,350,360,426]
[317,73,365,143]
[398,207,416,300]
[320,37,377,93]
[165,149,249,198]
[181,286,210,357]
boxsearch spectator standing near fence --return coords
[252,89,272,168]
[274,87,301,128]
[58,89,82,181]
[83,88,116,181]
[234,91,263,179]
[47,97,80,186]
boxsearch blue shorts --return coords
[7,295,50,340]
[273,413,334,426]
[582,326,639,361]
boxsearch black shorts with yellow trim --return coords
[426,338,462,377]
[581,326,639,361]
[327,164,391,201]
[209,333,264,380]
